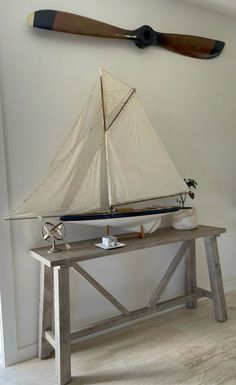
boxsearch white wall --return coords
[0,0,236,363]
[0,302,3,366]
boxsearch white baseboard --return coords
[5,344,37,367]
[17,344,38,364]
[224,279,236,293]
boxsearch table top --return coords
[30,225,226,267]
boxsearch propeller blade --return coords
[155,32,225,59]
[28,10,137,41]
[27,10,225,59]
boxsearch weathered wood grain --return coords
[185,240,197,308]
[44,289,212,349]
[204,236,227,322]
[38,264,53,359]
[149,240,191,306]
[33,225,227,385]
[71,263,130,316]
[71,288,207,340]
[30,225,226,267]
[54,266,71,385]
[45,330,55,349]
[196,287,212,299]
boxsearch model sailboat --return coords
[8,69,188,234]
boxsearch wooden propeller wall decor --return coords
[28,10,225,59]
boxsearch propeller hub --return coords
[135,25,155,49]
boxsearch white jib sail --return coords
[67,148,102,214]
[9,77,108,218]
[9,132,90,218]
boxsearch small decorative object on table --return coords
[95,235,125,250]
[172,178,198,230]
[40,217,71,253]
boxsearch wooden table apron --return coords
[30,225,227,385]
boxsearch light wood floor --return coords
[1,292,236,385]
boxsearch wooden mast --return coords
[100,67,107,132]
[99,68,111,217]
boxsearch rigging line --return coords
[103,89,131,92]
[113,191,189,207]
[106,89,135,132]
[103,100,129,103]
[102,68,134,91]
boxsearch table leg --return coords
[185,240,197,309]
[54,266,71,385]
[204,236,227,322]
[38,264,53,359]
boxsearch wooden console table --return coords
[30,225,227,385]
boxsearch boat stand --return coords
[105,225,145,239]
[30,225,227,385]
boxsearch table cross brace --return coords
[149,240,191,307]
[44,287,211,349]
[71,263,131,316]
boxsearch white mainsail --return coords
[106,93,187,206]
[8,69,187,219]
